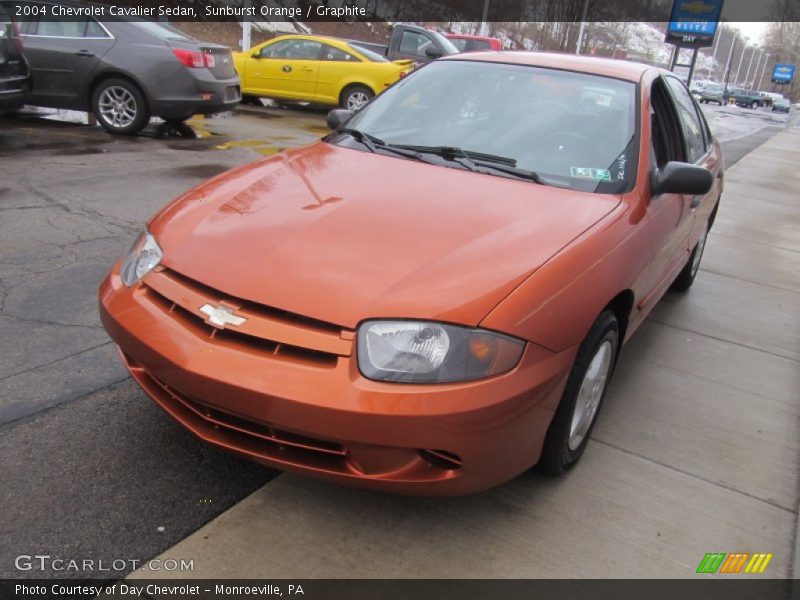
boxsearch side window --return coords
[449,38,467,52]
[260,39,322,60]
[30,17,107,38]
[399,31,431,58]
[19,20,36,35]
[650,78,685,169]
[85,19,109,38]
[466,39,491,51]
[321,44,359,62]
[664,77,707,163]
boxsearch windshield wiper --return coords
[337,127,384,153]
[336,128,437,165]
[392,145,518,167]
[393,145,543,184]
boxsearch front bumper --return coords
[99,263,574,495]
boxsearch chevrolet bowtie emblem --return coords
[199,303,247,328]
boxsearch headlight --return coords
[357,320,525,383]
[120,230,163,287]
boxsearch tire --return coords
[540,311,619,476]
[672,223,709,292]
[92,78,149,135]
[240,94,262,106]
[340,85,374,111]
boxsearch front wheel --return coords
[92,78,149,135]
[540,311,619,476]
[341,85,374,111]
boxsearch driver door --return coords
[247,38,321,100]
[640,77,695,309]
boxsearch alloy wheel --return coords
[98,86,138,129]
[346,91,370,111]
[568,339,613,451]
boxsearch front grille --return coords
[137,366,351,470]
[142,267,351,368]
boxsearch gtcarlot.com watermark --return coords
[15,554,194,572]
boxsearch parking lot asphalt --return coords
[1,103,797,581]
[126,122,800,581]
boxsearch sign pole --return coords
[687,48,699,87]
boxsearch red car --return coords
[445,34,503,52]
[100,53,721,495]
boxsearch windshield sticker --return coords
[616,153,627,180]
[570,167,612,182]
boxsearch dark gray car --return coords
[6,1,240,134]
[0,2,30,113]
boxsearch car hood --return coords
[150,142,620,329]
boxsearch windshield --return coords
[341,60,638,193]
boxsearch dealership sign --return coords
[771,64,796,85]
[665,0,724,48]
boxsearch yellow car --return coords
[233,35,413,110]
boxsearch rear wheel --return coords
[540,311,619,476]
[92,78,149,135]
[341,85,373,111]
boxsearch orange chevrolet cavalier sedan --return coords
[100,53,722,495]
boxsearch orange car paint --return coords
[99,53,722,495]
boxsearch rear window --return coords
[352,45,387,62]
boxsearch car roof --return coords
[273,33,359,50]
[442,51,656,83]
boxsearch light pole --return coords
[743,46,757,89]
[749,50,764,89]
[722,34,738,97]
[479,0,490,38]
[733,36,749,86]
[241,0,252,52]
[757,53,771,91]
[575,0,590,55]
[706,25,724,81]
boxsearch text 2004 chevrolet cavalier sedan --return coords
[100,52,722,495]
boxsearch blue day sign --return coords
[772,64,796,84]
[667,0,724,38]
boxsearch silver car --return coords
[6,1,240,134]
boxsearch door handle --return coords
[690,196,701,209]
[300,66,313,71]
[75,50,94,58]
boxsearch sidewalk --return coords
[131,129,800,579]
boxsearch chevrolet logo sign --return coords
[199,303,247,328]
[679,1,715,14]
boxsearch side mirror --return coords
[251,52,262,59]
[425,47,443,59]
[651,162,713,196]
[326,108,353,130]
